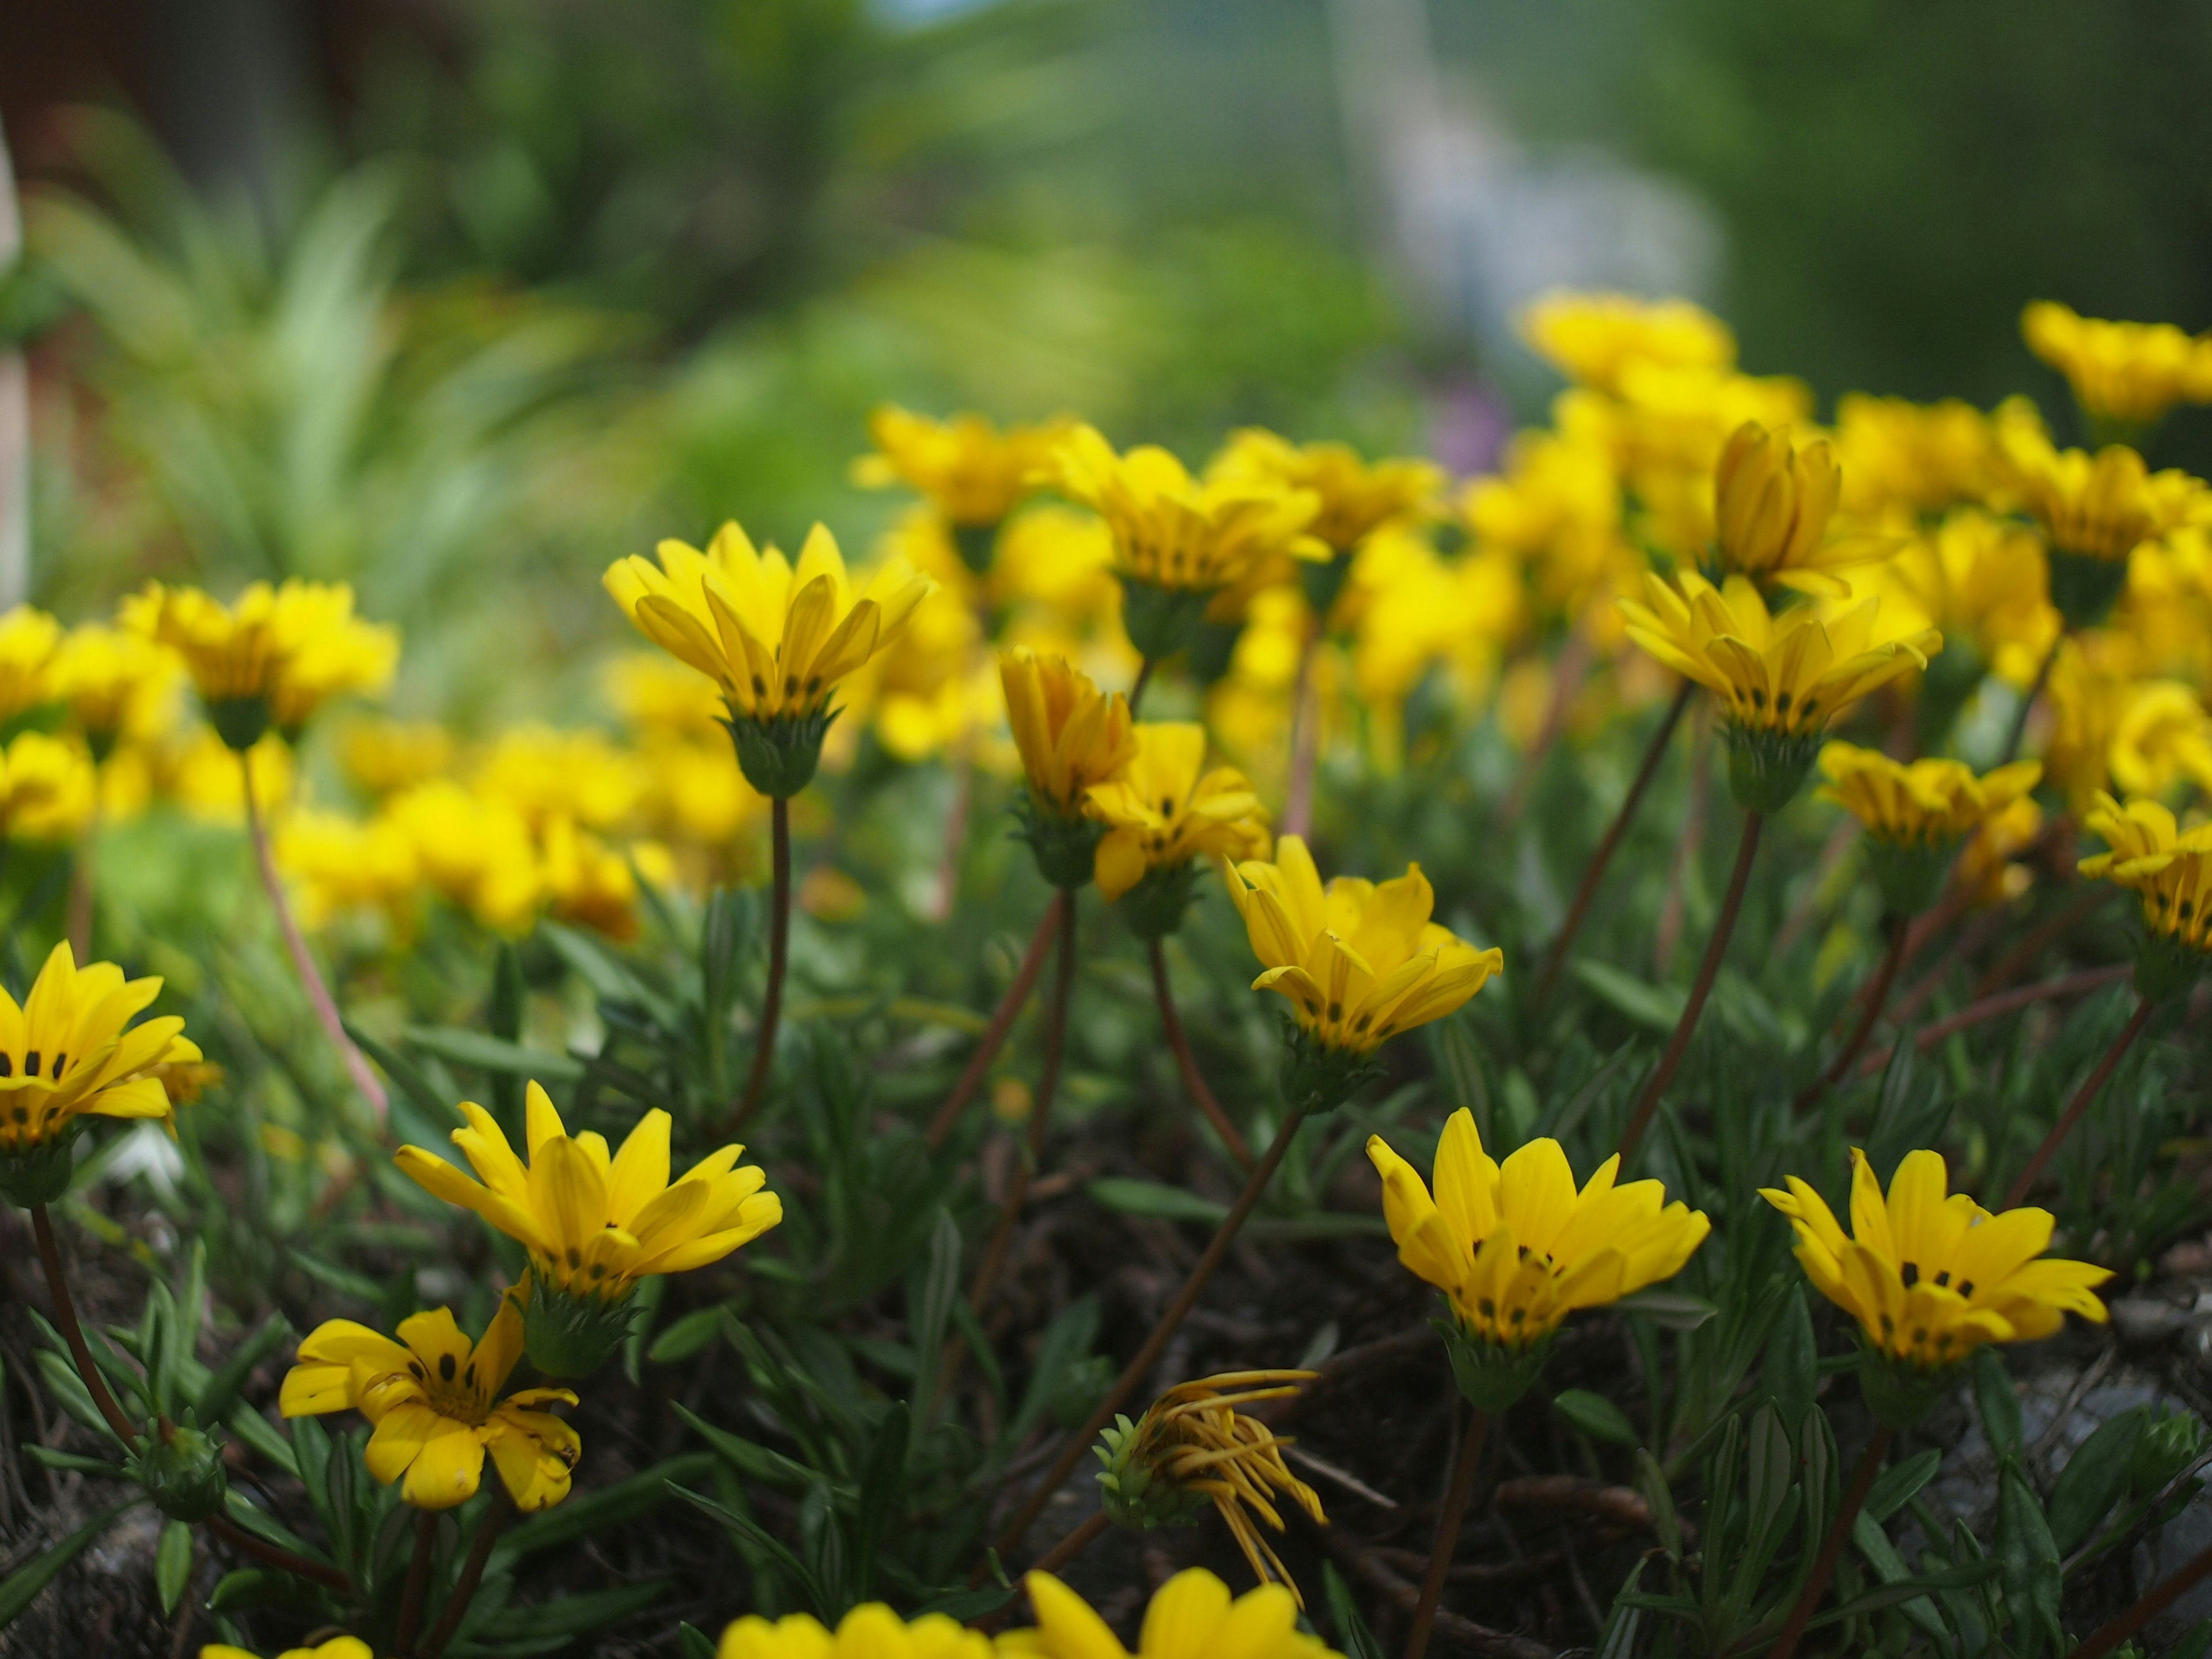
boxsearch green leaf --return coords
[491,1580,668,1638]
[1084,1177,1227,1224]
[1865,1448,1942,1524]
[2048,1406,2147,1555]
[402,1025,584,1083]
[648,1305,729,1366]
[194,1310,291,1426]
[0,1499,139,1626]
[678,1623,718,1659]
[907,1210,962,1427]
[671,1403,821,1493]
[156,1520,194,1615]
[668,1483,831,1619]
[1635,1448,1682,1560]
[206,1569,282,1612]
[1323,1561,1387,1659]
[1972,1347,2021,1461]
[1596,1559,1646,1659]
[1805,1560,1999,1630]
[491,1453,714,1571]
[1851,1507,1948,1643]
[23,1446,123,1475]
[1574,960,1687,1031]
[1555,1388,1641,1448]
[1767,1286,1816,1433]
[848,1402,911,1605]
[1615,1289,1719,1330]
[1998,1461,2062,1659]
[344,1021,462,1131]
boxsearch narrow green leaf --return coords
[1554,1388,1640,1448]
[848,1402,911,1604]
[1998,1462,2062,1659]
[156,1520,194,1615]
[0,1499,139,1626]
[1323,1560,1387,1659]
[1767,1286,1816,1432]
[1084,1177,1226,1224]
[491,1453,714,1571]
[678,1623,718,1659]
[1573,960,1687,1031]
[194,1311,291,1427]
[648,1305,729,1366]
[908,1211,962,1427]
[1972,1348,2021,1460]
[1865,1448,1942,1524]
[1615,1289,1719,1330]
[668,1483,830,1619]
[402,1025,584,1083]
[2047,1406,2147,1555]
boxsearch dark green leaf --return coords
[678,1623,717,1659]
[1555,1388,1641,1448]
[668,1483,830,1618]
[1767,1285,1816,1432]
[849,1402,911,1604]
[1998,1461,2062,1659]
[156,1520,194,1615]
[1084,1177,1226,1224]
[1972,1348,2021,1461]
[403,1025,584,1083]
[2048,1407,2147,1556]
[648,1305,729,1366]
[1324,1561,1387,1659]
[1865,1448,1942,1525]
[194,1311,291,1427]
[1615,1289,1719,1330]
[491,1453,713,1571]
[1574,960,1687,1031]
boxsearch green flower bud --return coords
[130,1423,229,1522]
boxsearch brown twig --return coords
[395,1506,437,1656]
[1768,1425,1893,1659]
[1853,964,2131,1080]
[1794,914,1908,1111]
[1404,1406,1487,1659]
[731,794,791,1134]
[420,1494,508,1658]
[1149,939,1253,1169]
[2066,1533,2212,1659]
[1970,881,2108,1001]
[1313,1524,1554,1659]
[927,900,1063,1150]
[203,1513,353,1595]
[1618,810,1764,1160]
[1532,679,1693,1012]
[2002,994,2154,1209]
[1029,1509,1111,1578]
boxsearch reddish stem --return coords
[31,1203,138,1444]
[1404,1406,1488,1659]
[927,899,1063,1150]
[1794,914,1908,1111]
[395,1506,437,1655]
[731,794,790,1133]
[420,1494,507,1658]
[1149,939,1253,1169]
[2066,1533,2212,1659]
[1768,1426,1893,1659]
[1029,1509,1111,1578]
[2003,995,2154,1209]
[1853,964,2131,1081]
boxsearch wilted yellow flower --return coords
[0,605,60,723]
[2022,300,2212,430]
[1003,1569,1340,1659]
[1711,421,1892,596]
[1762,1148,2109,1381]
[123,581,396,745]
[0,732,96,842]
[2108,681,2212,799]
[48,623,179,756]
[1369,1110,1710,1361]
[1084,723,1268,904]
[275,808,421,934]
[1211,429,1443,555]
[1832,394,1998,520]
[1520,290,1734,394]
[999,650,1135,816]
[2079,793,2212,959]
[1817,745,2042,847]
[719,1606,993,1659]
[281,1295,579,1511]
[0,942,203,1158]
[854,406,1071,529]
[1221,836,1502,1054]
[1094,1373,1325,1604]
[338,718,453,798]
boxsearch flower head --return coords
[1762,1149,2110,1377]
[1084,723,1268,908]
[1002,1569,1340,1659]
[276,808,422,935]
[1094,1372,1325,1603]
[202,1640,373,1659]
[0,732,96,842]
[1520,290,1734,394]
[854,405,1071,528]
[1211,429,1443,555]
[1832,394,1999,520]
[1818,746,2043,914]
[279,1293,580,1511]
[2022,300,2212,430]
[0,941,202,1161]
[50,623,181,757]
[1221,836,1501,1055]
[718,1605,993,1659]
[2078,793,2212,966]
[1865,506,2056,687]
[339,718,454,798]
[1369,1111,1710,1359]
[0,606,59,725]
[1000,650,1136,816]
[1711,421,1891,596]
[1997,429,2207,626]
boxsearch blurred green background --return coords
[6,0,2212,718]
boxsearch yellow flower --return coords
[474,724,644,834]
[1210,429,1443,555]
[338,718,453,798]
[1955,795,2043,910]
[999,650,1136,816]
[1084,723,1268,902]
[1711,421,1892,596]
[1094,1372,1325,1604]
[2042,634,2137,805]
[0,941,203,1154]
[535,814,653,941]
[2022,300,2212,430]
[163,729,295,825]
[604,522,934,726]
[276,808,421,935]
[384,781,542,933]
[1866,507,2057,687]
[1052,425,1328,594]
[1816,744,2042,847]
[396,1083,782,1304]
[1002,1569,1340,1659]
[1762,1148,2110,1372]
[1832,394,1999,520]
[2079,793,2212,958]
[2108,681,2212,800]
[0,605,60,723]
[1519,290,1735,394]
[280,1294,581,1511]
[48,622,179,753]
[123,581,396,743]
[720,1605,994,1659]
[0,731,96,842]
[1368,1109,1710,1352]
[1221,836,1502,1054]
[1998,429,2207,565]
[1461,430,1633,628]
[854,406,1072,528]
[202,1639,374,1659]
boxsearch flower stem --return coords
[1617,808,1763,1161]
[989,1101,1313,1569]
[1129,656,1156,715]
[927,898,1062,1150]
[1533,680,1693,1013]
[1029,1509,1111,1578]
[1794,912,1909,1111]
[1768,1425,1893,1659]
[2000,632,2063,766]
[2003,994,2154,1209]
[240,750,388,1124]
[967,891,1077,1315]
[2065,1533,2212,1659]
[203,1513,352,1594]
[1403,1404,1487,1659]
[420,1494,507,1658]
[31,1203,139,1444]
[1149,938,1253,1170]
[395,1506,437,1656]
[1851,963,2130,1081]
[732,794,791,1134]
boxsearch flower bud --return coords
[131,1422,229,1522]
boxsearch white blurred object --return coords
[107,1121,186,1199]
[0,119,26,607]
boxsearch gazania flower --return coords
[2078,793,2212,990]
[1211,429,1444,556]
[123,581,397,748]
[1998,428,2208,626]
[1369,1111,1709,1369]
[1816,745,2042,912]
[1761,1148,2109,1384]
[1005,1569,1339,1659]
[1619,570,1939,810]
[1519,290,1735,395]
[0,606,60,722]
[0,732,96,842]
[1094,1372,1325,1603]
[853,405,1071,529]
[1001,650,1137,888]
[719,1609,991,1659]
[276,808,422,935]
[203,1639,373,1659]
[603,521,933,795]
[1221,836,1502,1055]
[0,941,203,1161]
[1084,722,1268,912]
[1710,421,1891,596]
[2109,682,2212,800]
[1955,795,2043,911]
[280,1295,580,1512]
[338,718,454,798]
[1863,506,2056,689]
[50,623,181,759]
[2022,300,2212,431]
[396,1084,781,1373]
[1832,394,1998,520]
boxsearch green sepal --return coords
[724,707,838,798]
[0,1129,81,1208]
[2134,930,2209,1006]
[1012,793,1101,891]
[1119,578,1213,662]
[1857,1342,1958,1431]
[1093,1414,1209,1532]
[951,521,1000,575]
[1185,618,1243,688]
[128,1421,230,1522]
[206,695,272,753]
[1298,554,1353,627]
[1433,1317,1553,1412]
[1116,859,1203,940]
[522,1276,639,1380]
[1278,1022,1382,1116]
[2045,546,2130,630]
[1863,835,1963,918]
[1723,722,1821,814]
